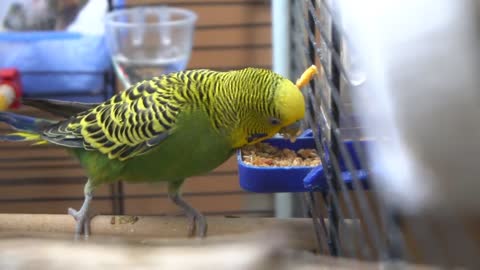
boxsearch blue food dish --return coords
[237,130,371,193]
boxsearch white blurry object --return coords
[0,84,15,111]
[67,0,108,35]
[0,1,22,29]
[23,0,51,27]
[338,0,480,215]
[0,0,52,31]
[1,0,98,32]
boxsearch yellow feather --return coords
[8,132,48,145]
[10,132,42,141]
[32,141,48,145]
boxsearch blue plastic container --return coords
[0,31,111,102]
[238,134,316,193]
[303,140,370,191]
[238,131,371,193]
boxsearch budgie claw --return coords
[186,211,207,237]
[169,191,208,238]
[68,190,93,240]
[68,207,91,240]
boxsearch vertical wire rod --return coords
[307,0,376,191]
[310,76,388,259]
[316,0,356,55]
[329,0,342,257]
[303,16,394,258]
[109,184,118,214]
[306,89,354,258]
[117,182,125,215]
[307,1,355,87]
[382,208,410,261]
[305,192,330,253]
[291,1,337,254]
[300,58,347,256]
[303,54,374,258]
[306,0,343,256]
[303,0,371,173]
[294,1,367,258]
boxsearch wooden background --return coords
[0,0,275,217]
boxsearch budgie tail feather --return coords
[0,112,54,144]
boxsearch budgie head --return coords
[229,68,305,147]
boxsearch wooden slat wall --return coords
[125,0,272,70]
[0,0,274,217]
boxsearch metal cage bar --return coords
[292,1,480,268]
[290,0,405,261]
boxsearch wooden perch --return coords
[0,214,316,249]
[0,233,437,270]
[0,214,438,270]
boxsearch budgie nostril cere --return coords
[0,67,312,238]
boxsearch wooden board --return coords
[125,0,272,70]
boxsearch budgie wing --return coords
[41,78,184,161]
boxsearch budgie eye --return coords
[268,117,281,125]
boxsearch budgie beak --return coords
[279,120,302,143]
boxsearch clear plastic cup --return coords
[105,6,197,88]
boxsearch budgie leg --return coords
[168,180,207,237]
[68,179,94,240]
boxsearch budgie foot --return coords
[186,208,207,238]
[169,192,208,238]
[68,207,91,239]
[68,191,93,240]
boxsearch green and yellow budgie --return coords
[0,66,316,238]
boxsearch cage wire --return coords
[292,0,480,268]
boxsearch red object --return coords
[0,68,22,109]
